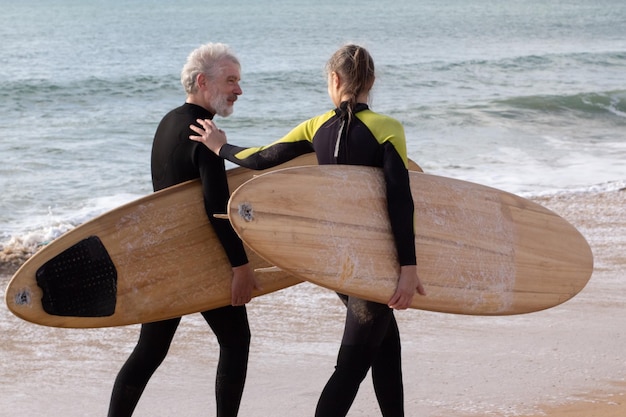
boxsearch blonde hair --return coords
[181,43,240,94]
[326,44,375,118]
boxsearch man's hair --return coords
[181,43,240,94]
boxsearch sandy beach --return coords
[1,187,624,417]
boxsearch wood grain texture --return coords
[228,165,593,315]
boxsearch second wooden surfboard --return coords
[227,165,594,315]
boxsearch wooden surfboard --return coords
[227,165,594,315]
[5,154,423,328]
[5,154,316,328]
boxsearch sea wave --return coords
[0,230,63,277]
[427,50,626,74]
[394,89,626,135]
[0,75,180,106]
[493,90,626,118]
[0,192,141,277]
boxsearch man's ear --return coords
[196,72,207,90]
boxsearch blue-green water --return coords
[1,0,625,267]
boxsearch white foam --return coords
[0,192,143,262]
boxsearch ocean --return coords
[0,1,625,416]
[1,0,625,270]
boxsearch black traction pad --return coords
[36,235,117,317]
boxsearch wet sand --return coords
[520,385,626,417]
[1,187,624,416]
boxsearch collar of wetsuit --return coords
[334,102,369,120]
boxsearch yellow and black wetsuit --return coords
[220,102,414,417]
[219,102,416,267]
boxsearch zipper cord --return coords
[334,119,346,159]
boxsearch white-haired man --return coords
[108,42,257,417]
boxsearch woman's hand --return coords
[388,265,426,310]
[189,118,227,155]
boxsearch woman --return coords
[190,44,426,417]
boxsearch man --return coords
[107,43,257,417]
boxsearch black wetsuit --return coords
[108,103,250,417]
[219,102,415,417]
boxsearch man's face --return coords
[208,60,242,117]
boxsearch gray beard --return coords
[209,92,234,117]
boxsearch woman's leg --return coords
[372,315,404,417]
[315,295,394,417]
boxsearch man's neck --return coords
[186,96,215,116]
